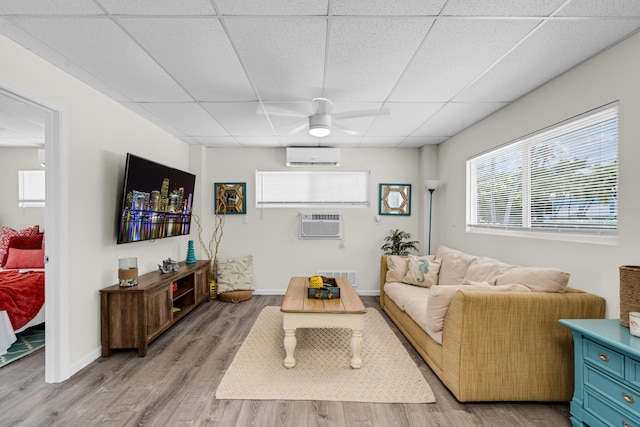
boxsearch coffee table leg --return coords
[283,328,297,368]
[350,328,363,369]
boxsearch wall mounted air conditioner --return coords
[299,212,342,239]
[286,147,340,167]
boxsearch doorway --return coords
[0,82,69,383]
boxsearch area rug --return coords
[0,328,45,368]
[215,306,435,403]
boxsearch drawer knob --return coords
[622,392,635,404]
[598,352,610,362]
[622,421,631,427]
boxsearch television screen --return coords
[117,153,196,244]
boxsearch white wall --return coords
[197,147,427,293]
[437,32,640,319]
[0,148,45,230]
[0,34,193,371]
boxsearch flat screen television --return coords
[117,153,196,244]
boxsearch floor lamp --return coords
[425,180,440,255]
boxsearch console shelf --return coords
[100,260,209,357]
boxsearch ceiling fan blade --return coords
[332,122,359,136]
[332,106,390,121]
[257,103,309,118]
[277,122,309,135]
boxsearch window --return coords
[467,103,618,235]
[256,170,370,208]
[18,170,46,207]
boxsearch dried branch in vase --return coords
[193,196,226,279]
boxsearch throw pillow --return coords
[385,255,409,283]
[495,266,570,292]
[0,225,40,267]
[4,248,45,269]
[403,255,440,288]
[434,246,478,285]
[463,256,515,285]
[216,255,255,294]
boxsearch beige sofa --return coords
[379,246,606,402]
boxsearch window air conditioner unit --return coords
[299,212,342,240]
[286,147,340,167]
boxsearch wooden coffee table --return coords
[280,276,367,369]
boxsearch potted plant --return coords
[381,229,419,255]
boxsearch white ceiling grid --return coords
[0,0,639,148]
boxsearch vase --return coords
[619,265,640,327]
[186,240,196,264]
[209,279,217,300]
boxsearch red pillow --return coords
[4,248,45,269]
[0,225,40,267]
[1,233,43,267]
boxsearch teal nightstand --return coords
[560,319,640,427]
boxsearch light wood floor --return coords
[0,295,571,426]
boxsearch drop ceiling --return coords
[0,0,639,148]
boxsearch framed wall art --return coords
[215,182,246,214]
[379,183,411,216]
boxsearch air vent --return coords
[316,270,358,286]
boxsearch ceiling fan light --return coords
[309,125,331,137]
[309,114,332,137]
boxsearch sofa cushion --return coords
[495,266,570,292]
[383,281,429,312]
[425,283,531,340]
[386,255,409,283]
[434,246,478,285]
[463,256,515,285]
[403,255,440,288]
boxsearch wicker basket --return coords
[219,290,253,303]
[620,265,640,327]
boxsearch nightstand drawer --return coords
[585,388,640,427]
[585,338,625,380]
[586,365,640,417]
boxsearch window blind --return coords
[256,170,370,208]
[18,170,45,208]
[467,103,618,234]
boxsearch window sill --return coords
[466,226,618,246]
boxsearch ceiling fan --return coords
[261,98,389,137]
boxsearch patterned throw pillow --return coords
[403,255,441,288]
[216,255,255,294]
[0,225,40,267]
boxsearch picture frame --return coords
[379,183,411,216]
[215,182,246,214]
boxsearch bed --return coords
[0,269,45,355]
[0,225,45,355]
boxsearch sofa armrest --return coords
[380,255,389,307]
[440,288,605,402]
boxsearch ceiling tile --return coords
[139,103,229,136]
[331,0,447,16]
[0,0,104,15]
[324,17,433,102]
[412,102,506,137]
[216,0,328,16]
[234,136,282,147]
[12,18,192,102]
[366,103,442,135]
[202,102,275,135]
[442,0,566,16]
[557,0,640,17]
[456,19,640,102]
[389,19,539,102]
[359,136,407,147]
[192,136,241,147]
[399,136,448,147]
[224,17,326,101]
[119,18,255,101]
[99,0,216,15]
